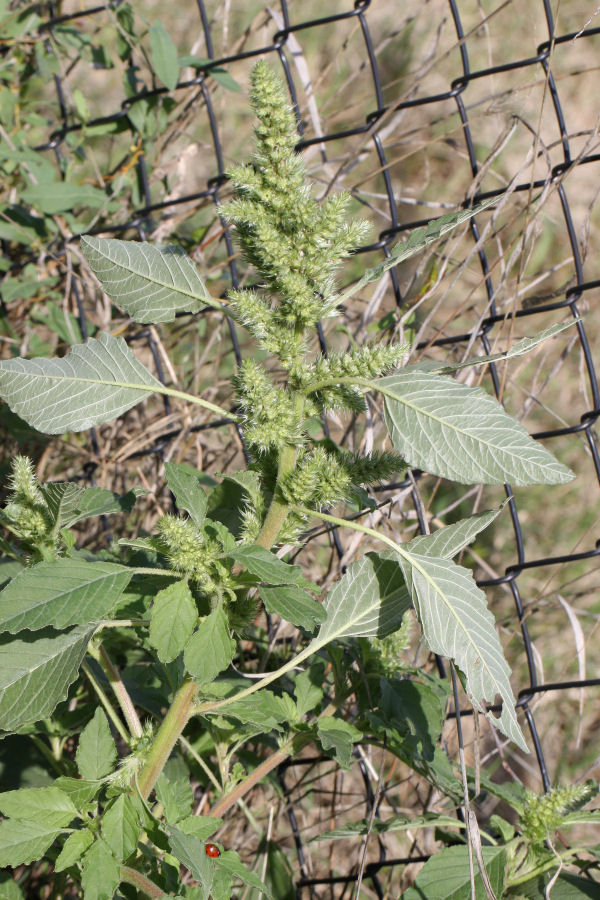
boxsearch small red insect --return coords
[205,843,221,858]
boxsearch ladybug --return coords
[205,843,221,858]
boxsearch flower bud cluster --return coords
[369,615,413,675]
[157,514,232,595]
[1,455,54,552]
[521,782,596,846]
[221,61,369,368]
[235,360,303,453]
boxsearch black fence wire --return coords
[3,0,600,896]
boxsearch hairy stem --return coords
[136,677,199,800]
[120,866,166,898]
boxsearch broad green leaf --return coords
[310,553,411,648]
[0,560,24,591]
[54,828,94,871]
[53,776,103,807]
[0,786,78,827]
[81,838,121,900]
[402,844,506,900]
[398,551,528,751]
[315,812,465,840]
[155,763,193,825]
[259,584,326,630]
[317,716,362,768]
[338,199,496,304]
[149,580,198,663]
[184,607,235,684]
[168,826,214,894]
[40,482,84,529]
[101,794,140,861]
[0,819,63,867]
[21,181,107,215]
[74,486,141,521]
[379,370,575,485]
[0,871,25,900]
[294,665,324,719]
[406,506,504,559]
[76,708,117,780]
[40,483,140,529]
[516,872,600,899]
[164,462,208,527]
[227,546,316,590]
[217,690,296,731]
[216,470,262,508]
[0,625,94,732]
[561,809,600,827]
[404,321,578,376]
[215,850,273,899]
[0,331,161,434]
[148,21,180,90]
[81,237,220,324]
[0,560,132,633]
[178,815,222,840]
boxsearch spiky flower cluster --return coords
[157,515,233,596]
[294,343,408,413]
[1,456,55,558]
[521,782,596,846]
[221,60,369,368]
[369,615,413,675]
[235,359,303,454]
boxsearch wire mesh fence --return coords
[2,0,600,895]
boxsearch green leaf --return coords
[21,182,107,215]
[0,331,161,434]
[76,708,117,780]
[216,470,262,509]
[309,553,411,647]
[0,871,25,900]
[184,607,235,684]
[515,872,600,899]
[215,850,273,898]
[339,199,496,303]
[315,812,465,840]
[0,625,94,732]
[54,828,94,871]
[81,838,121,900]
[0,819,63,867]
[406,506,505,559]
[168,826,214,894]
[379,371,574,485]
[0,786,78,827]
[40,483,140,529]
[149,21,180,90]
[259,584,326,630]
[404,321,578,376]
[226,546,316,590]
[317,716,362,768]
[217,690,296,731]
[164,462,208,527]
[208,68,242,93]
[53,776,103,807]
[155,759,193,825]
[81,237,220,324]
[397,551,528,751]
[178,815,222,840]
[402,844,506,900]
[101,794,140,861]
[294,665,324,719]
[0,560,133,633]
[149,580,198,663]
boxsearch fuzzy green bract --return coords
[0,56,586,900]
